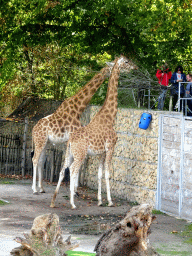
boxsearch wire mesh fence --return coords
[0,134,22,176]
[0,117,66,182]
[0,133,65,181]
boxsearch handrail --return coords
[178,82,191,115]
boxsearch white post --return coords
[178,82,181,112]
[179,115,184,218]
[156,114,163,210]
[169,96,173,111]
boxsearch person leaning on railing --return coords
[170,65,186,111]
[185,73,192,116]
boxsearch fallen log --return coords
[94,204,159,256]
[10,213,79,256]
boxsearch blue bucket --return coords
[139,112,152,130]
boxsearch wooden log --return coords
[94,204,159,256]
[10,213,79,256]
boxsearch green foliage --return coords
[0,44,111,109]
[118,88,137,108]
[1,0,192,110]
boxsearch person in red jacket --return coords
[156,65,172,86]
[156,63,172,110]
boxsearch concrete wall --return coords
[159,114,192,220]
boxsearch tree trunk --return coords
[23,46,36,96]
[10,213,79,256]
[94,204,159,256]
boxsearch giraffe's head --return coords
[107,56,138,73]
[117,55,138,72]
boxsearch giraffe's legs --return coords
[69,160,83,209]
[38,149,46,193]
[50,144,73,208]
[74,171,79,194]
[32,163,38,194]
[104,148,114,207]
[32,151,46,194]
[32,139,47,194]
[98,153,105,206]
[50,167,66,208]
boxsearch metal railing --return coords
[178,82,192,115]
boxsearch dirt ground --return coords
[1,179,192,255]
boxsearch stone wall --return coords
[1,105,181,206]
[83,106,178,206]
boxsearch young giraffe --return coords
[32,65,112,194]
[50,56,138,209]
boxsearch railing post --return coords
[169,96,173,111]
[148,88,150,109]
[178,82,181,112]
[21,117,29,177]
[156,114,163,210]
[179,115,184,218]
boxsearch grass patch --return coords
[185,238,192,244]
[0,177,31,185]
[129,201,139,206]
[179,223,192,245]
[0,200,8,205]
[66,251,96,256]
[152,209,166,215]
[156,249,191,255]
[0,179,15,185]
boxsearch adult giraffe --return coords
[32,64,112,194]
[50,56,138,209]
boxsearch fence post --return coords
[179,115,184,218]
[156,114,163,210]
[21,117,29,177]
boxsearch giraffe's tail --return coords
[63,167,70,186]
[31,136,34,160]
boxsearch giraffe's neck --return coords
[55,66,110,118]
[92,59,120,125]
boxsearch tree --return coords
[1,0,192,107]
[2,0,191,59]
